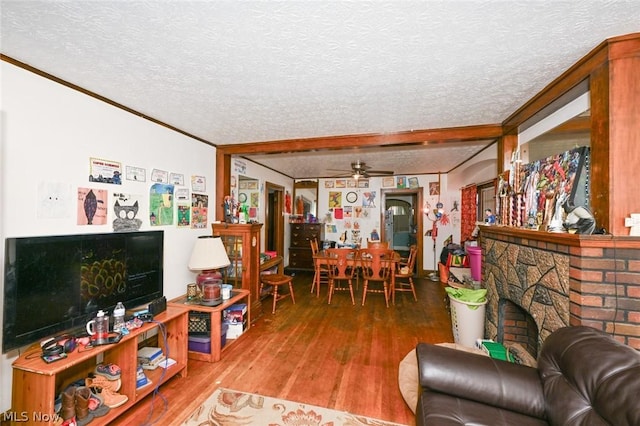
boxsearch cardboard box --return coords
[223,303,248,324]
[226,320,247,339]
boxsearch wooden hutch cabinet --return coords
[289,223,324,271]
[211,223,263,317]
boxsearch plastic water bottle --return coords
[113,302,126,333]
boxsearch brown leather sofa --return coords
[416,326,640,425]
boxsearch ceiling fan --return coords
[328,160,394,179]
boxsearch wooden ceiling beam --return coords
[216,124,502,155]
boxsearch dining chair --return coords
[392,244,418,304]
[359,247,393,307]
[366,239,389,249]
[326,248,357,305]
[310,238,329,297]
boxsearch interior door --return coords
[381,188,423,276]
[264,182,285,257]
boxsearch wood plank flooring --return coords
[114,272,454,425]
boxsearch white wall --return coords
[230,158,293,259]
[0,62,217,411]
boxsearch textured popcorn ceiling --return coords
[2,1,639,178]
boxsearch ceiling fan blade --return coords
[366,170,395,175]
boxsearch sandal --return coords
[94,363,121,380]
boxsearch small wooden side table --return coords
[168,289,250,362]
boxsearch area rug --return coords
[182,387,407,426]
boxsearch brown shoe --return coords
[85,375,121,392]
[60,387,76,422]
[95,388,128,408]
[74,387,94,426]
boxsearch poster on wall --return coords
[77,187,108,225]
[89,158,122,185]
[112,192,142,232]
[177,204,191,227]
[328,191,341,208]
[149,183,174,226]
[362,191,376,208]
[191,193,209,229]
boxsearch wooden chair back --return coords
[310,238,319,255]
[359,248,393,281]
[397,245,417,277]
[367,240,389,250]
[326,248,357,280]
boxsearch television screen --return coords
[3,231,164,353]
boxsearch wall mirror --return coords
[293,180,318,219]
[238,175,260,219]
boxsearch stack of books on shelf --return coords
[223,303,247,339]
[138,346,165,370]
[136,366,152,389]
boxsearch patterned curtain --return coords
[461,185,477,242]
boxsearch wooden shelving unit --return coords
[168,289,250,363]
[11,306,189,425]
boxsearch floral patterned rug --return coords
[182,387,407,426]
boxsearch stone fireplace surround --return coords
[480,226,640,357]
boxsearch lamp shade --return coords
[188,236,231,271]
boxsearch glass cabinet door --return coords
[219,234,244,287]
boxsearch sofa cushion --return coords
[417,343,546,419]
[538,326,640,426]
[417,391,548,426]
[399,343,487,413]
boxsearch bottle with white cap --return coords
[113,302,126,333]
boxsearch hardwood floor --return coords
[114,271,454,425]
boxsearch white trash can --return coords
[448,295,487,348]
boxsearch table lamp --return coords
[188,236,231,306]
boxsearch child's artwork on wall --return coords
[112,192,142,232]
[177,204,191,227]
[149,183,174,226]
[38,182,71,219]
[191,193,209,229]
[78,187,107,225]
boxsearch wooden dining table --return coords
[313,249,402,291]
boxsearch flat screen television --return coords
[2,230,164,353]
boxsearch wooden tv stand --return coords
[10,306,189,425]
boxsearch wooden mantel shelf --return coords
[479,225,640,249]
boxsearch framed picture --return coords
[324,180,335,188]
[396,176,406,188]
[382,177,395,188]
[429,182,440,195]
[357,179,369,188]
[408,177,419,188]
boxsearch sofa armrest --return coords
[416,342,546,419]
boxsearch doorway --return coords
[380,188,423,276]
[264,182,285,257]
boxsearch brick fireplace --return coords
[480,226,640,356]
